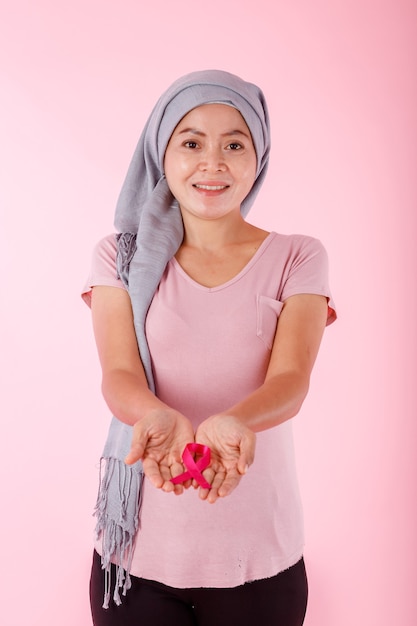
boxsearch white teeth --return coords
[194,184,227,190]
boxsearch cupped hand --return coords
[194,415,256,503]
[125,408,195,495]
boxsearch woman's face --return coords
[163,103,257,222]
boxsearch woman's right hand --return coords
[91,286,194,495]
[125,409,195,495]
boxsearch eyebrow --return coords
[177,128,251,139]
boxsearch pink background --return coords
[1,1,416,624]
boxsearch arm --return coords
[91,285,195,493]
[195,293,329,502]
[221,293,329,431]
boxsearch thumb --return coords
[124,423,148,465]
[237,431,256,475]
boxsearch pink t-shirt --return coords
[83,232,336,588]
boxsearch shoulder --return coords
[81,234,125,307]
[267,233,336,323]
[269,232,326,254]
[261,232,329,270]
[92,233,118,262]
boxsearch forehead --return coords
[172,103,250,132]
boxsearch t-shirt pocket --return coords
[256,295,284,350]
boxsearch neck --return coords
[181,213,251,252]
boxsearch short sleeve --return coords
[81,234,126,308]
[280,236,336,325]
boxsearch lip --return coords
[192,181,230,191]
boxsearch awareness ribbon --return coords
[171,443,211,489]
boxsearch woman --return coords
[82,69,336,626]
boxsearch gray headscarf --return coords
[95,69,271,608]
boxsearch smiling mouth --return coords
[193,184,229,191]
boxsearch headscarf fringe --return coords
[93,456,144,608]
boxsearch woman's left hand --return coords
[194,415,256,503]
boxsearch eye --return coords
[228,142,243,150]
[184,141,199,149]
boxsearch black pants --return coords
[90,550,308,626]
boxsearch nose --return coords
[198,145,226,172]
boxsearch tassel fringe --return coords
[93,457,144,608]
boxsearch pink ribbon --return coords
[171,443,211,489]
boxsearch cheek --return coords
[240,162,257,192]
[163,146,179,176]
[164,153,189,180]
[164,161,190,201]
[163,156,178,192]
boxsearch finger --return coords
[198,467,216,501]
[167,461,187,495]
[125,441,146,465]
[237,456,249,476]
[142,458,164,489]
[170,461,187,480]
[217,469,242,499]
[159,464,178,493]
[237,433,256,475]
[162,480,177,494]
[202,467,226,503]
[124,426,149,465]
